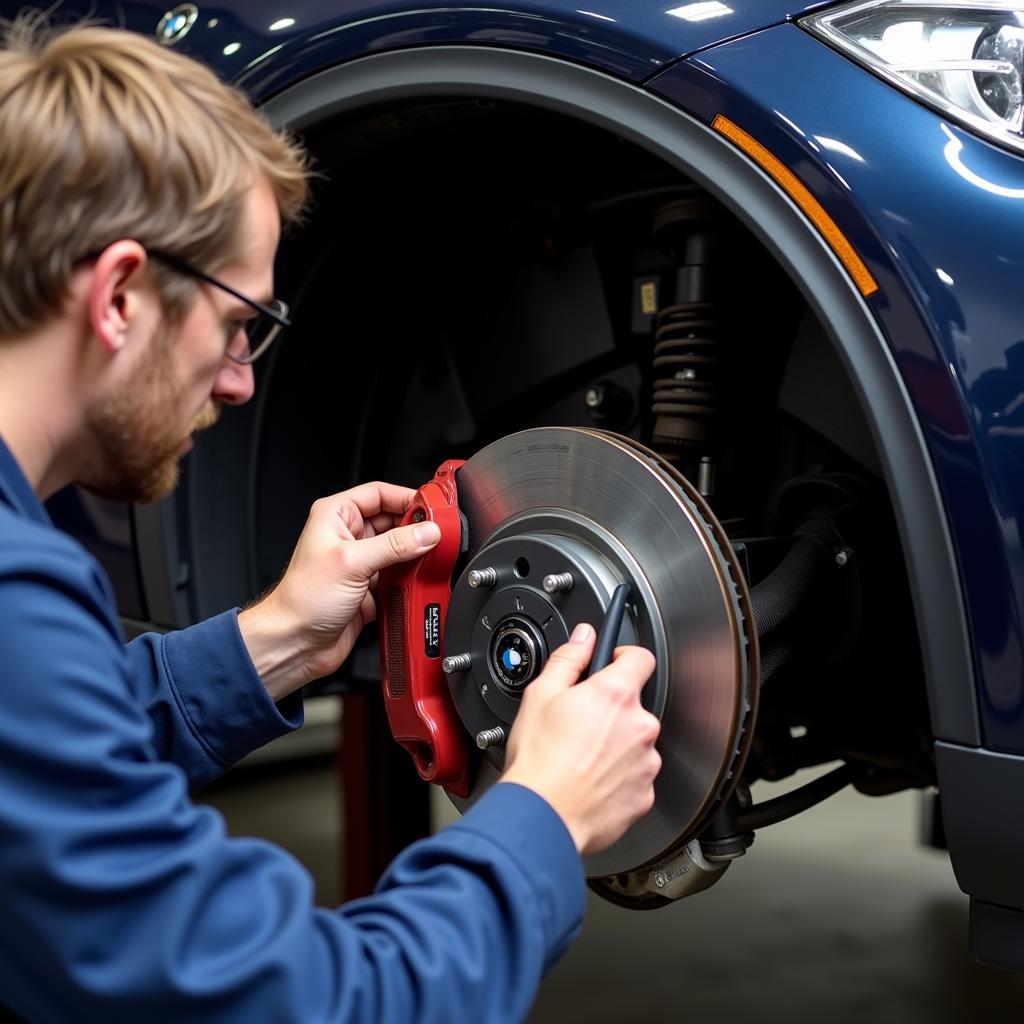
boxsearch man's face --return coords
[80,180,280,503]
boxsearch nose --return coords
[211,358,255,406]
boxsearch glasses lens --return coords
[229,300,288,365]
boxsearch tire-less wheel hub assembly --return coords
[379,427,758,904]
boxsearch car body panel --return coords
[104,0,832,96]
[648,24,1024,753]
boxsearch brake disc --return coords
[443,426,758,884]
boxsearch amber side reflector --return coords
[712,114,879,298]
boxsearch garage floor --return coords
[203,749,1024,1022]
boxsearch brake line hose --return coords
[734,763,864,832]
[750,511,838,638]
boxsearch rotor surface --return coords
[445,427,757,878]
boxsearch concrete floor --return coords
[203,754,1024,1022]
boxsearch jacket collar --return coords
[0,434,51,526]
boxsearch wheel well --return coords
[136,46,976,758]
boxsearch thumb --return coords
[345,521,441,579]
[532,623,596,693]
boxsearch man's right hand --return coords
[500,624,661,855]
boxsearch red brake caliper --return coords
[377,460,471,798]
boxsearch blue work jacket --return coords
[0,436,584,1023]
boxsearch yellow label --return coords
[640,280,658,315]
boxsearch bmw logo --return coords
[501,647,523,672]
[489,616,546,691]
[156,4,199,47]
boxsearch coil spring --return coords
[651,300,719,451]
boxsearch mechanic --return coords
[0,14,661,1023]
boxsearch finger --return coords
[367,511,404,536]
[531,624,596,693]
[594,645,657,693]
[336,481,418,519]
[304,495,359,541]
[343,521,441,579]
[337,499,365,540]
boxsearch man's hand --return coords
[501,624,661,855]
[238,482,441,701]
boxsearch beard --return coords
[80,332,221,504]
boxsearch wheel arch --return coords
[245,45,978,743]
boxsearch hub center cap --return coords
[489,617,543,690]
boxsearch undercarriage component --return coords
[733,763,862,833]
[649,199,726,475]
[695,763,864,869]
[594,839,730,909]
[442,426,759,887]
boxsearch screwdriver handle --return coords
[587,583,631,677]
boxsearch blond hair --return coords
[0,13,309,335]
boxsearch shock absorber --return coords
[650,198,725,496]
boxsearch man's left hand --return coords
[237,482,440,701]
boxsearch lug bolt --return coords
[442,652,472,673]
[475,726,506,750]
[543,572,574,594]
[468,567,498,589]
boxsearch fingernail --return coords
[413,522,440,546]
[570,623,592,643]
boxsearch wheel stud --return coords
[442,652,471,673]
[475,726,506,749]
[468,567,498,589]
[543,572,574,594]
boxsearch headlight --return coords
[802,1,1024,154]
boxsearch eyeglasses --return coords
[146,249,290,365]
[78,247,291,364]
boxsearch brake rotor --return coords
[443,426,758,880]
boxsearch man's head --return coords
[0,14,309,501]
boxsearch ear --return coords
[87,241,150,355]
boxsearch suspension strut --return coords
[650,198,726,496]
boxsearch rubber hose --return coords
[758,638,794,685]
[751,513,836,638]
[734,763,862,832]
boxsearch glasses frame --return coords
[78,246,291,365]
[146,248,290,365]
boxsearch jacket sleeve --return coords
[125,612,303,789]
[0,538,585,1023]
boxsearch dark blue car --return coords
[21,0,1024,972]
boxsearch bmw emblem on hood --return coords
[156,4,199,46]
